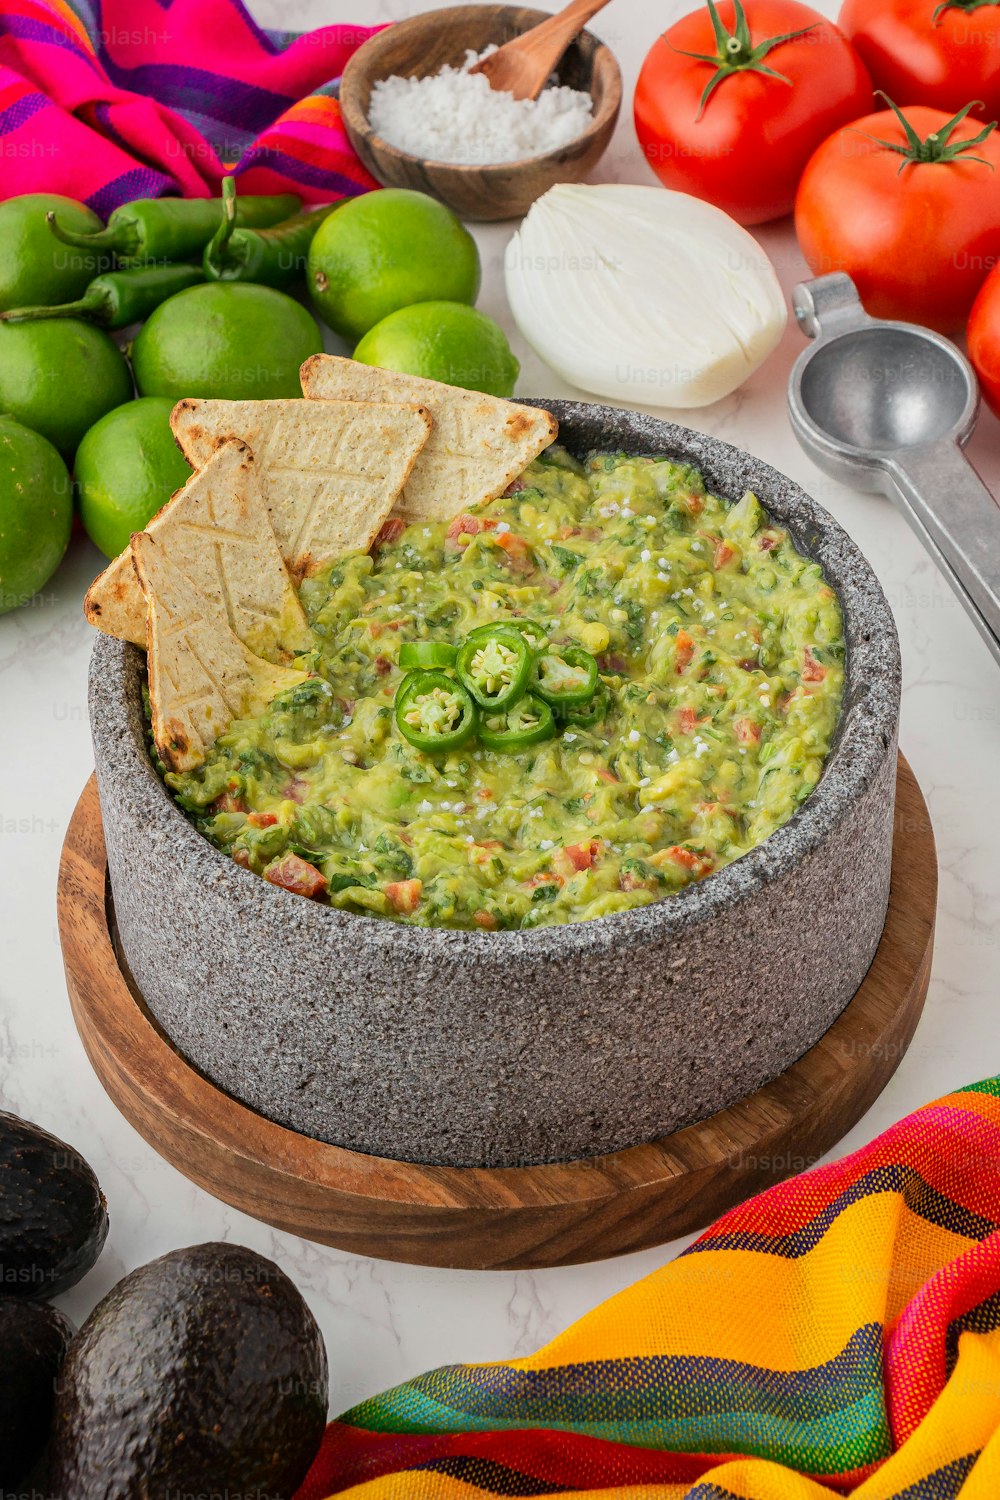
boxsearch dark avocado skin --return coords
[52,1241,329,1500]
[0,1110,109,1300]
[0,1297,74,1485]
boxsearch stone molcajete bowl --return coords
[89,401,900,1170]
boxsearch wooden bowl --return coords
[339,5,623,222]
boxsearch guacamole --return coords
[165,449,844,929]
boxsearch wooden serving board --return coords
[58,759,936,1271]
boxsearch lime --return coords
[0,318,133,460]
[354,301,519,397]
[132,282,323,401]
[307,189,481,343]
[0,416,72,614]
[0,194,108,313]
[76,398,193,559]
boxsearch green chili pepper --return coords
[561,681,610,728]
[467,619,549,652]
[456,624,535,711]
[533,645,599,708]
[0,262,204,329]
[479,695,555,752]
[203,176,341,289]
[395,670,478,753]
[46,186,301,266]
[399,641,458,670]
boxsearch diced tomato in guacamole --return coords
[385,879,422,914]
[264,854,327,899]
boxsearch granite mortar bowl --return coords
[90,402,901,1169]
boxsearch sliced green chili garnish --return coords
[467,619,549,652]
[561,681,610,728]
[479,694,555,751]
[399,641,458,670]
[394,670,478,753]
[533,645,599,707]
[456,625,534,711]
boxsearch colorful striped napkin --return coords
[297,1079,1000,1498]
[0,0,380,212]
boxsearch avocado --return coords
[52,1241,328,1499]
[0,1111,108,1300]
[0,1297,74,1485]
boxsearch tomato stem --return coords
[670,0,818,119]
[860,93,998,173]
[932,0,997,23]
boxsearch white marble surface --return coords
[3,0,1000,1417]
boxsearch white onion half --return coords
[504,183,787,408]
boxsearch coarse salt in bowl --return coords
[338,7,622,222]
[368,47,594,166]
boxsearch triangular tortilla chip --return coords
[299,356,558,523]
[84,547,148,646]
[85,439,311,662]
[133,531,308,773]
[169,397,431,579]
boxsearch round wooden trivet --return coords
[58,758,936,1270]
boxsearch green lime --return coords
[76,397,193,559]
[354,301,519,397]
[132,282,323,401]
[0,194,108,313]
[0,318,133,460]
[307,189,481,343]
[0,416,72,614]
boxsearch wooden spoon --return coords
[469,0,612,101]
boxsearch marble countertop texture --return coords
[2,0,999,1417]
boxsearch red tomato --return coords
[445,513,496,551]
[801,646,827,683]
[968,265,1000,419]
[384,878,423,915]
[211,789,245,814]
[634,0,872,224]
[795,102,1000,331]
[735,717,762,744]
[675,630,696,673]
[663,846,716,879]
[554,840,602,878]
[493,530,534,573]
[373,517,405,547]
[839,0,1000,118]
[263,853,327,900]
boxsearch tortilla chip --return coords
[133,531,308,773]
[85,439,311,662]
[169,397,431,579]
[83,551,147,646]
[299,356,558,523]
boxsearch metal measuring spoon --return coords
[788,272,1000,665]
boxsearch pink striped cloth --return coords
[0,0,381,212]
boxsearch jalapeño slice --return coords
[561,681,610,728]
[399,640,458,670]
[479,694,555,752]
[533,645,599,707]
[467,619,549,653]
[456,625,534,711]
[394,670,478,753]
